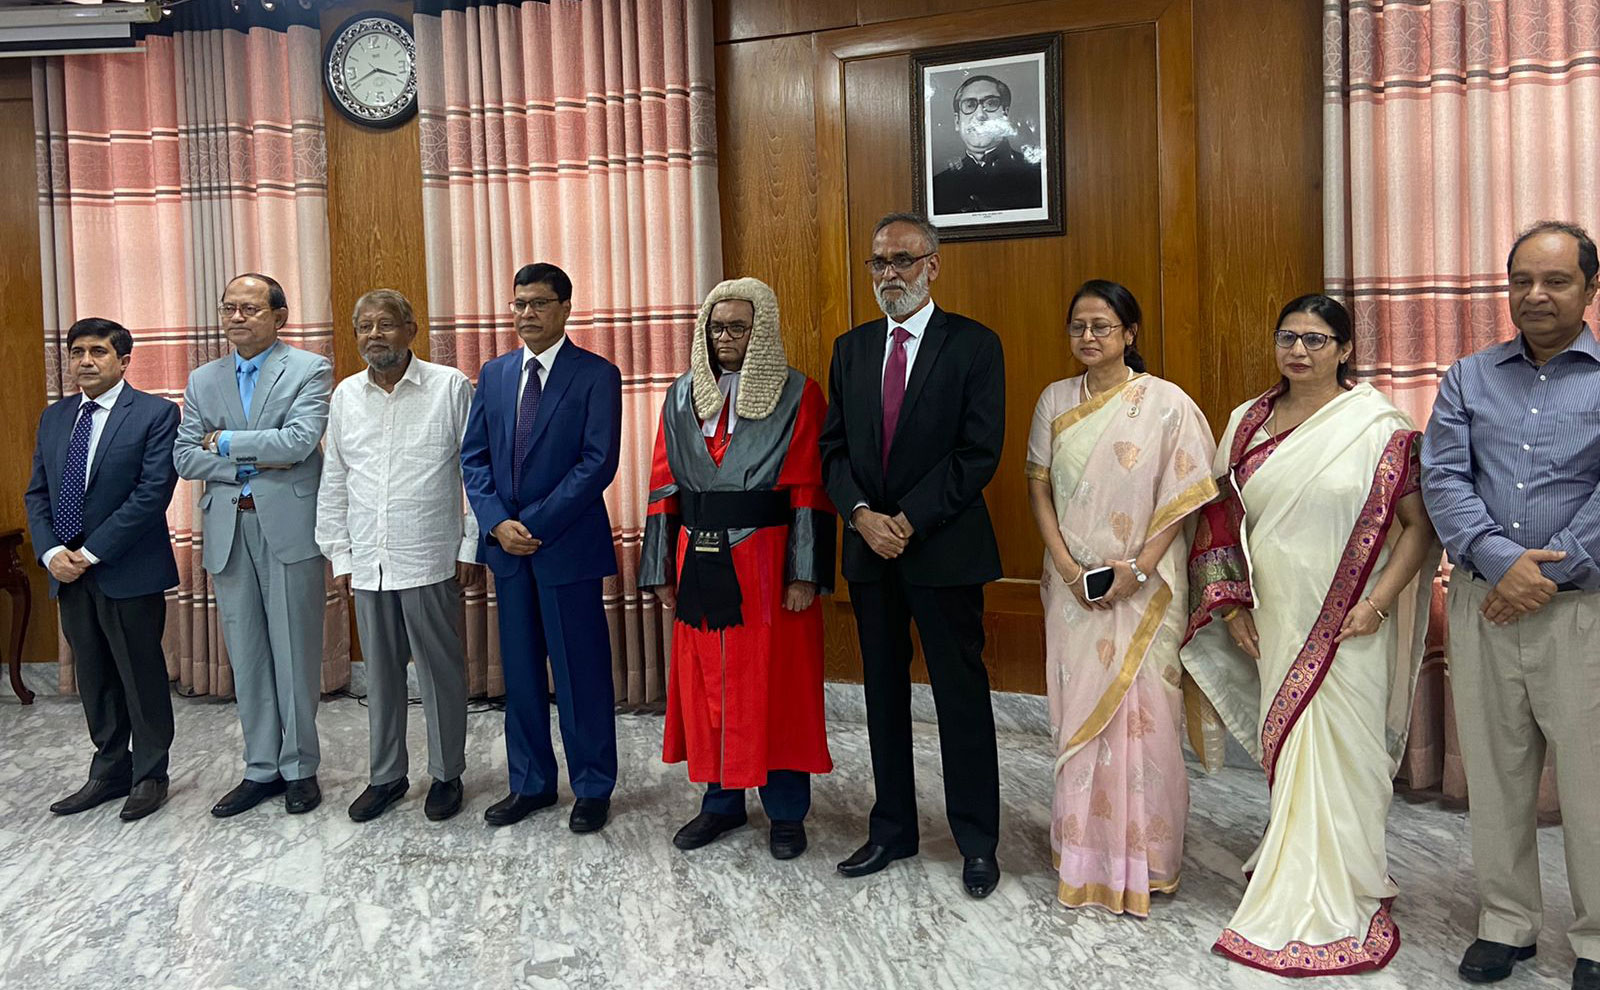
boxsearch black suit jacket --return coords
[819,305,1004,586]
[24,385,181,600]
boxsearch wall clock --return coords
[323,12,418,129]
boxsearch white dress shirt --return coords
[40,378,126,569]
[701,371,741,436]
[880,298,935,386]
[850,299,938,520]
[517,335,566,417]
[315,355,479,591]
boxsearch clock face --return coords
[324,14,417,128]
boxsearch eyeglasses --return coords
[1274,329,1333,351]
[355,320,405,335]
[510,297,562,315]
[218,302,267,319]
[1067,321,1125,338]
[865,251,935,276]
[957,96,1005,115]
[708,322,752,339]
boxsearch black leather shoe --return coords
[569,797,610,833]
[769,820,807,860]
[836,842,915,878]
[347,777,408,822]
[211,777,287,818]
[285,775,321,815]
[962,855,1001,898]
[1574,958,1600,990]
[50,777,131,816]
[424,777,464,822]
[1459,939,1537,983]
[672,811,747,850]
[484,791,557,826]
[119,778,169,821]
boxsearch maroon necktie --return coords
[881,325,910,473]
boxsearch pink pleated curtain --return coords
[414,0,721,705]
[33,26,351,698]
[1323,0,1600,810]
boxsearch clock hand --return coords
[349,66,379,88]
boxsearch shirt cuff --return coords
[329,550,353,578]
[78,546,100,566]
[1541,530,1597,585]
[847,501,868,530]
[218,431,232,457]
[1466,532,1526,588]
[40,545,66,568]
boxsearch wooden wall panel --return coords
[321,0,431,382]
[839,27,1161,582]
[0,62,57,662]
[715,0,1323,692]
[714,0,855,44]
[1188,0,1325,427]
[714,35,825,379]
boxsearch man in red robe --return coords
[640,277,834,860]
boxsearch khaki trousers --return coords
[1449,574,1600,959]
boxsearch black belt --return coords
[1470,570,1581,593]
[675,490,789,630]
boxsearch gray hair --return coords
[873,212,940,254]
[351,288,416,328]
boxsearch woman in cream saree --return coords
[1027,280,1217,916]
[1181,295,1438,976]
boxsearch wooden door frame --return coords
[809,0,1199,619]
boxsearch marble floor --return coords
[0,687,1581,990]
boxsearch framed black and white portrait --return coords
[911,34,1063,242]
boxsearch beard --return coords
[362,345,406,371]
[874,267,931,320]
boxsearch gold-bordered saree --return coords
[1026,373,1216,916]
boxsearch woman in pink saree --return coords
[1026,280,1217,916]
[1180,294,1438,976]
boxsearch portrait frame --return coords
[910,33,1063,242]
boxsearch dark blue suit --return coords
[24,384,180,784]
[461,338,621,799]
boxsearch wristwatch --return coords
[1127,560,1148,584]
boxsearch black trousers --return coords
[57,577,173,785]
[850,570,999,858]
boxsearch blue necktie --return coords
[237,361,259,495]
[512,357,542,501]
[54,399,98,546]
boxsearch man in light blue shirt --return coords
[174,273,332,819]
[1422,221,1600,990]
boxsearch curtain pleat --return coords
[33,25,350,698]
[416,0,719,706]
[1323,0,1592,811]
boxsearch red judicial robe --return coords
[643,370,834,789]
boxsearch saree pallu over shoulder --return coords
[1032,375,1218,764]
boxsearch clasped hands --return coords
[1051,552,1141,612]
[1482,548,1567,626]
[47,548,92,584]
[491,519,542,556]
[852,507,914,559]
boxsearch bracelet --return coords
[1365,597,1388,623]
[1220,606,1241,622]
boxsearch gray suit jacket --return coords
[174,342,333,573]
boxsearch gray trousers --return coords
[1449,574,1600,960]
[214,511,326,782]
[353,578,468,786]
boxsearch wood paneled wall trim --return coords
[0,60,57,661]
[715,0,1324,690]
